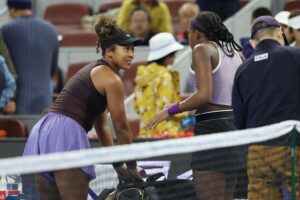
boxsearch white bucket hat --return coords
[147,32,184,61]
[275,11,290,26]
[289,15,300,30]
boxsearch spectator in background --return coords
[176,2,200,45]
[134,32,187,138]
[0,32,17,79]
[240,7,272,58]
[118,0,173,34]
[0,56,16,114]
[1,0,59,114]
[196,0,240,21]
[288,10,300,48]
[275,11,294,45]
[129,7,156,45]
[0,31,17,114]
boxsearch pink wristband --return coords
[167,103,180,116]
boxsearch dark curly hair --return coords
[94,14,123,54]
[195,11,242,57]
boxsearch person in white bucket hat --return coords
[147,32,184,61]
[133,32,188,138]
[275,11,294,45]
[288,10,300,47]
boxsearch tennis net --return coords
[0,120,299,200]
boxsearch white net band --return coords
[0,120,299,176]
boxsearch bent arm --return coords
[145,45,213,130]
[106,78,132,145]
[92,66,133,145]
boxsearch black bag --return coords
[94,173,164,200]
[111,185,149,200]
[152,179,197,200]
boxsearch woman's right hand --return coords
[114,165,144,183]
[127,167,144,183]
[114,165,131,180]
[4,101,16,114]
[144,109,169,130]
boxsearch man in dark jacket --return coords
[232,16,300,200]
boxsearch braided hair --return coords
[195,11,242,57]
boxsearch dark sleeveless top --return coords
[50,59,108,132]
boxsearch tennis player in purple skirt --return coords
[23,15,142,200]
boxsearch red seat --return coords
[0,119,28,137]
[98,1,122,13]
[66,61,91,82]
[240,0,249,8]
[284,1,300,11]
[44,3,91,26]
[60,31,97,47]
[123,61,147,96]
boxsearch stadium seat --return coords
[60,31,97,47]
[66,61,91,83]
[240,0,250,8]
[283,1,300,11]
[98,1,122,13]
[44,3,92,32]
[0,119,28,137]
[122,61,147,96]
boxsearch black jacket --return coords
[232,39,300,129]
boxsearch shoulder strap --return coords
[146,172,165,183]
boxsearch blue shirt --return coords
[1,15,58,114]
[232,39,300,129]
[0,56,16,108]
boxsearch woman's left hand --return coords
[4,101,16,114]
[144,109,169,130]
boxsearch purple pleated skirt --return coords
[23,112,96,181]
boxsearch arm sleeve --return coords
[232,76,245,129]
[0,58,16,107]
